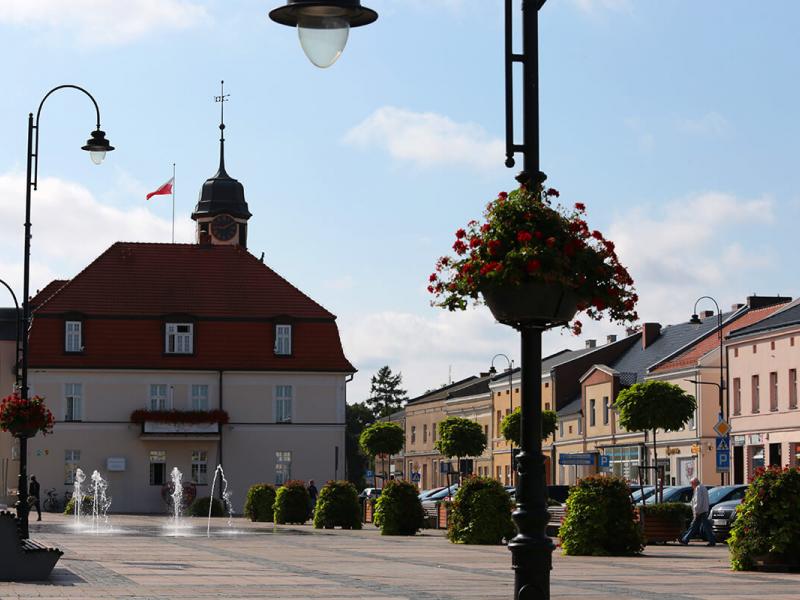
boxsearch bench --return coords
[0,511,62,581]
[546,505,566,537]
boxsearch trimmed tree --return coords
[500,407,557,445]
[435,417,487,481]
[614,381,696,481]
[346,402,376,488]
[366,366,408,419]
[359,421,405,488]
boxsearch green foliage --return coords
[499,408,557,446]
[374,480,425,536]
[63,494,93,515]
[366,366,408,419]
[188,496,225,517]
[614,381,696,433]
[313,480,362,530]
[346,402,376,488]
[559,475,643,556]
[729,467,800,571]
[244,483,277,522]
[273,480,312,524]
[447,477,515,544]
[359,422,405,458]
[640,502,692,526]
[435,417,487,460]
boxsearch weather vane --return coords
[214,80,229,139]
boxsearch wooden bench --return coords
[546,505,566,537]
[0,511,62,581]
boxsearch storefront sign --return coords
[733,435,745,447]
[558,453,596,466]
[106,457,126,472]
[747,433,764,445]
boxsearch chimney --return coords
[747,295,793,310]
[585,339,596,349]
[701,310,715,318]
[606,334,617,344]
[731,303,745,311]
[626,326,638,337]
[642,322,661,349]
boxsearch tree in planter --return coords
[447,477,515,544]
[346,402,376,488]
[273,480,312,524]
[243,483,277,522]
[500,407,557,445]
[359,422,404,488]
[313,480,362,530]
[374,479,425,535]
[435,417,487,486]
[366,366,408,419]
[614,381,695,487]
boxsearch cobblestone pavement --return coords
[0,514,797,599]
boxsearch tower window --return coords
[275,324,292,355]
[165,323,193,354]
[65,321,82,353]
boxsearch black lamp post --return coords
[0,279,21,391]
[17,85,114,539]
[269,2,552,597]
[489,354,515,485]
[688,296,726,485]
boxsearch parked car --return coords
[630,485,656,503]
[645,485,694,504]
[358,488,381,500]
[547,485,571,504]
[421,484,459,521]
[707,484,748,509]
[710,498,743,541]
[418,486,446,501]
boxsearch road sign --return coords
[366,470,373,478]
[558,453,596,466]
[598,455,610,468]
[715,436,730,451]
[716,449,730,472]
[713,419,731,437]
[411,472,421,483]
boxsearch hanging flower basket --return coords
[429,184,638,333]
[0,393,55,438]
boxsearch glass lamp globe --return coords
[89,150,106,165]
[298,17,349,68]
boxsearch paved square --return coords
[0,514,797,599]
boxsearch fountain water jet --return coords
[207,464,235,536]
[170,467,183,527]
[72,468,86,525]
[90,470,111,531]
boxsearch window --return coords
[559,420,564,438]
[191,450,208,485]
[65,321,82,352]
[568,425,573,434]
[770,372,779,411]
[771,340,776,351]
[410,425,416,444]
[149,450,166,485]
[275,451,291,485]
[496,465,502,480]
[733,377,741,415]
[752,375,760,413]
[496,410,502,431]
[275,324,292,355]
[484,424,489,441]
[165,323,193,354]
[423,423,428,443]
[753,344,757,354]
[577,414,583,435]
[545,402,550,410]
[792,337,796,347]
[191,384,209,410]
[603,397,609,425]
[734,347,739,358]
[275,385,293,423]
[64,450,81,485]
[432,422,437,442]
[505,465,510,485]
[150,384,170,410]
[64,383,82,422]
[790,369,798,409]
[589,399,596,427]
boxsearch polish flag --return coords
[146,177,174,200]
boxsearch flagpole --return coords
[171,162,176,243]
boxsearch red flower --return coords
[516,231,533,243]
[487,240,502,256]
[480,223,491,233]
[498,191,508,200]
[427,285,435,293]
[546,188,560,197]
[429,273,437,282]
[603,240,616,253]
[591,230,603,240]
[526,259,541,273]
[455,228,467,239]
[452,240,468,255]
[545,236,557,248]
[574,202,585,211]
[571,321,583,335]
[469,237,482,248]
[534,231,543,239]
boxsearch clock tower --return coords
[191,81,252,248]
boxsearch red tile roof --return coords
[30,279,68,309]
[29,243,355,372]
[651,303,789,373]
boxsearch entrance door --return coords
[769,442,782,467]
[733,446,744,484]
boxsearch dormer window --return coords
[166,323,193,354]
[275,324,292,355]
[65,321,82,353]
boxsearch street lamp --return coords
[269,1,551,596]
[489,354,515,485]
[269,0,377,68]
[17,85,114,538]
[688,296,726,485]
[0,279,21,391]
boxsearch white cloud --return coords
[0,171,194,295]
[344,106,504,171]
[677,112,730,136]
[1,0,208,46]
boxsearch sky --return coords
[0,0,798,403]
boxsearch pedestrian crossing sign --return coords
[715,436,729,451]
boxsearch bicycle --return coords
[42,488,66,513]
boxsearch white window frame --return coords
[191,450,208,485]
[191,384,209,411]
[65,449,81,485]
[275,451,292,485]
[150,384,171,411]
[165,323,193,354]
[275,385,293,423]
[65,321,82,352]
[65,383,83,422]
[274,324,292,355]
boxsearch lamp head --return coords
[488,366,497,376]
[82,129,114,165]
[689,313,702,327]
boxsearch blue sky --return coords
[0,0,798,402]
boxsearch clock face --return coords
[211,214,237,241]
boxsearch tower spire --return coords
[214,80,230,176]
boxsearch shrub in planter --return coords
[274,480,312,524]
[244,483,277,522]
[64,495,94,516]
[559,475,643,556]
[447,477,514,545]
[639,502,692,544]
[374,479,425,535]
[313,480,362,530]
[729,467,800,571]
[188,496,225,517]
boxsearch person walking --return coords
[29,475,42,521]
[679,477,715,546]
[307,480,318,506]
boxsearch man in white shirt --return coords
[679,477,716,546]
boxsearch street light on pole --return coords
[489,354,515,485]
[269,1,553,596]
[0,279,21,392]
[17,85,114,539]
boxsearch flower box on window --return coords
[131,409,229,434]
